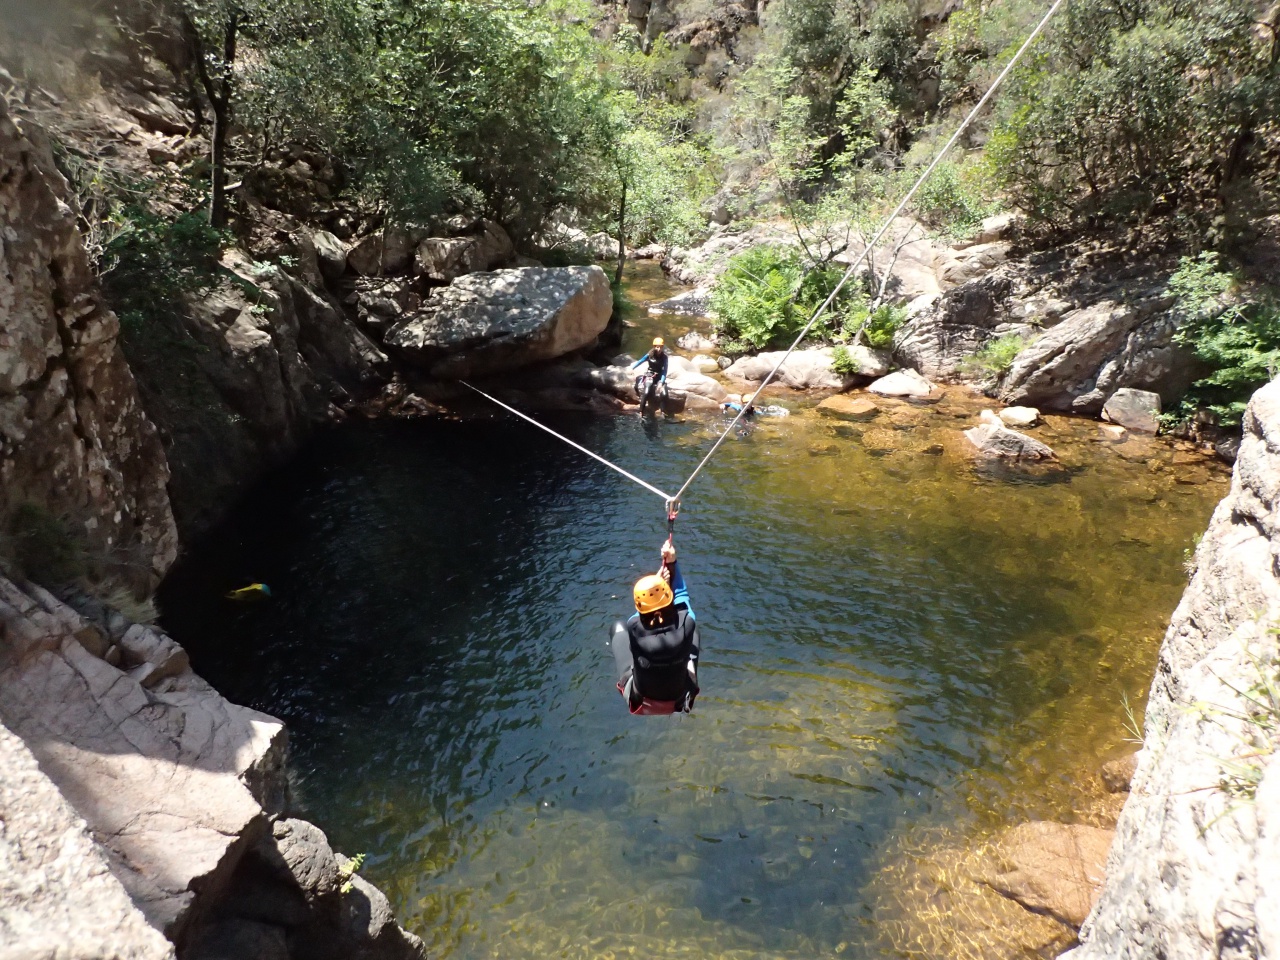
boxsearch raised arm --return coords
[668,560,694,620]
[630,355,648,371]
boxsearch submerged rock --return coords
[817,395,880,421]
[1100,753,1140,794]
[980,821,1113,928]
[1102,388,1161,435]
[385,266,612,379]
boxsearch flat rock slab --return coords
[385,266,612,379]
[1102,387,1161,434]
[817,395,880,421]
[980,821,1114,927]
[0,721,174,960]
[0,577,286,940]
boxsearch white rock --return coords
[999,405,1041,428]
[868,369,936,398]
[690,354,720,373]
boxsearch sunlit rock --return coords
[385,266,612,379]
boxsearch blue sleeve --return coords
[630,356,646,370]
[669,561,694,620]
[659,355,669,382]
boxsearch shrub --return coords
[710,245,852,349]
[1168,253,1280,426]
[831,345,861,374]
[862,303,907,349]
[911,160,996,237]
[2,504,86,584]
[962,333,1029,379]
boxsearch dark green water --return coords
[161,272,1228,959]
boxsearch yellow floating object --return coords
[225,582,272,601]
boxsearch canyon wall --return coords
[1070,379,1280,960]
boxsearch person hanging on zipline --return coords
[611,538,700,715]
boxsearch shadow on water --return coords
[161,391,1224,960]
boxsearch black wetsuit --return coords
[611,562,700,711]
[631,349,669,383]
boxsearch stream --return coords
[161,263,1228,960]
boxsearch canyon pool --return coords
[161,274,1228,960]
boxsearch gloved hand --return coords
[661,539,676,566]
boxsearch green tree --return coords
[987,0,1280,228]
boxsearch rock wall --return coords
[1069,379,1280,960]
[0,96,176,584]
[0,575,424,960]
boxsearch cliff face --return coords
[1071,380,1280,960]
[0,96,176,584]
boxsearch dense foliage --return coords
[709,245,847,349]
[1167,253,1280,425]
[989,0,1280,232]
[165,0,715,245]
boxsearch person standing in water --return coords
[631,337,670,385]
[611,540,700,715]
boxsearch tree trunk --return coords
[185,10,239,228]
[614,181,627,286]
[208,14,239,228]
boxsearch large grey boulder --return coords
[868,368,936,398]
[415,220,514,283]
[385,267,612,379]
[0,721,174,960]
[1069,379,1280,960]
[892,274,1015,379]
[1102,388,1161,434]
[999,296,1198,415]
[724,347,886,390]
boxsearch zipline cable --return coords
[460,380,676,502]
[668,0,1068,508]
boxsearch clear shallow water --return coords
[161,273,1228,960]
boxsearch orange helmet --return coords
[633,574,674,614]
[652,337,665,347]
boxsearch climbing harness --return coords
[458,0,1067,522]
